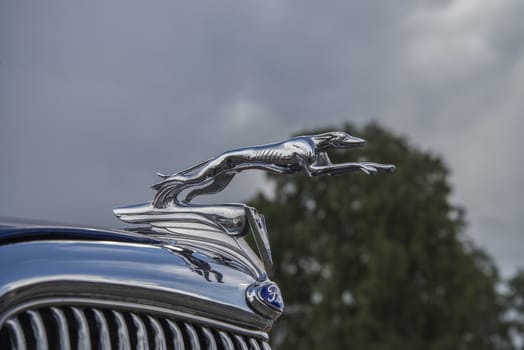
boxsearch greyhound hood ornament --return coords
[114,131,395,278]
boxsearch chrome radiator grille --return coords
[0,305,271,350]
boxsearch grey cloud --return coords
[1,0,523,276]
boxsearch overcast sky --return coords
[1,0,523,277]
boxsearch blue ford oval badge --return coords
[247,281,284,318]
[259,283,284,311]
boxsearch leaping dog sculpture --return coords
[152,131,395,207]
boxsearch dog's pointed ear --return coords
[315,132,335,140]
[312,132,336,149]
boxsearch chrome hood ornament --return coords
[114,131,395,278]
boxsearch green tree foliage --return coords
[505,270,524,349]
[249,122,512,350]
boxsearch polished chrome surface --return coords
[166,319,185,350]
[5,317,26,350]
[249,338,262,350]
[72,307,91,350]
[1,298,269,342]
[261,341,272,350]
[27,310,48,350]
[151,131,393,206]
[50,307,71,350]
[93,309,111,349]
[117,205,269,280]
[115,202,248,236]
[0,218,161,245]
[0,133,395,348]
[149,315,167,350]
[185,322,201,350]
[132,313,149,350]
[0,240,273,330]
[112,131,395,323]
[234,335,249,350]
[219,330,235,350]
[114,131,394,279]
[202,326,217,350]
[113,310,131,350]
[0,303,272,350]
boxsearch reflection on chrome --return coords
[178,248,224,283]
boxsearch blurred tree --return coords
[249,122,512,350]
[505,270,524,349]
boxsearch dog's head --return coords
[313,131,366,150]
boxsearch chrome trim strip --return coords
[112,311,131,350]
[5,317,27,350]
[50,307,71,350]
[166,319,185,350]
[71,307,91,350]
[27,310,48,350]
[148,315,167,350]
[93,309,111,350]
[184,322,201,350]
[201,326,217,350]
[131,313,149,350]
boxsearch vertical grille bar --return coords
[148,316,166,350]
[93,309,111,350]
[248,338,261,350]
[201,327,217,350]
[112,311,131,350]
[184,322,201,350]
[5,317,27,350]
[71,307,91,350]
[50,307,71,350]
[218,331,234,350]
[27,310,48,350]
[131,313,149,350]
[233,335,248,350]
[166,319,185,350]
[1,305,272,350]
[261,342,271,350]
